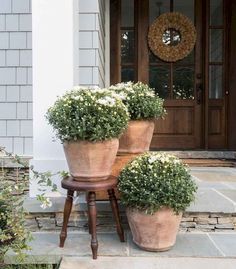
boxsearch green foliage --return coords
[46,87,130,142]
[0,163,31,261]
[118,152,197,214]
[0,147,67,263]
[109,81,166,120]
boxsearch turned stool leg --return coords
[88,191,98,259]
[86,192,92,234]
[60,190,74,248]
[108,189,125,242]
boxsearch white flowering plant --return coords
[109,82,166,120]
[46,87,130,142]
[118,152,197,214]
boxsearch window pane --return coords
[176,50,195,65]
[121,0,134,27]
[210,0,223,26]
[121,68,134,82]
[121,30,135,64]
[149,51,162,64]
[174,0,194,22]
[210,29,223,62]
[149,66,170,99]
[173,67,194,99]
[149,0,170,24]
[209,65,223,99]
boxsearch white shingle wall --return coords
[78,0,106,87]
[0,0,32,155]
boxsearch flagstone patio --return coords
[4,166,236,267]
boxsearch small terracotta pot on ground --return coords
[118,120,155,154]
[126,207,182,251]
[63,139,119,181]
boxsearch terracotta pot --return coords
[118,120,155,154]
[63,139,119,181]
[96,153,140,200]
[126,207,182,251]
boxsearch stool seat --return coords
[59,176,125,260]
[61,176,117,191]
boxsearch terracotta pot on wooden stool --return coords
[96,153,140,200]
[63,139,119,181]
[126,207,182,251]
[118,120,155,154]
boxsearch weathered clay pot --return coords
[118,120,155,154]
[63,139,119,181]
[126,207,182,251]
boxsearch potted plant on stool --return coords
[46,87,129,181]
[110,82,165,154]
[118,152,197,251]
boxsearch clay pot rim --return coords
[129,119,155,123]
[63,138,119,145]
[126,206,182,215]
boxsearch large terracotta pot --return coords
[118,120,155,154]
[126,207,182,251]
[63,139,119,181]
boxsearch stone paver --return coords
[217,190,236,203]
[191,167,236,182]
[6,231,236,264]
[128,233,222,257]
[187,189,236,213]
[209,234,236,256]
[59,257,236,269]
[4,232,129,264]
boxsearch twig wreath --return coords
[148,12,197,62]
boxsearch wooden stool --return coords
[59,176,125,259]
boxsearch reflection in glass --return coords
[176,50,195,65]
[121,0,134,27]
[162,28,181,46]
[149,51,161,63]
[121,31,135,63]
[174,0,195,21]
[209,65,222,99]
[210,29,223,62]
[210,0,223,26]
[149,66,169,99]
[173,67,194,99]
[121,68,135,82]
[149,0,170,24]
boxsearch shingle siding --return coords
[0,0,106,155]
[78,0,106,87]
[0,0,32,155]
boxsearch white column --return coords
[30,0,79,196]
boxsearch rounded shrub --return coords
[109,81,166,120]
[46,87,130,142]
[118,152,197,214]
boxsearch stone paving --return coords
[4,231,236,265]
[59,257,236,269]
[5,166,236,267]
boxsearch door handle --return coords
[196,83,203,105]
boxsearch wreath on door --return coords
[148,12,197,62]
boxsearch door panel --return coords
[149,0,202,149]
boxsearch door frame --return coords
[229,0,236,150]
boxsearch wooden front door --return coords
[110,0,229,150]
